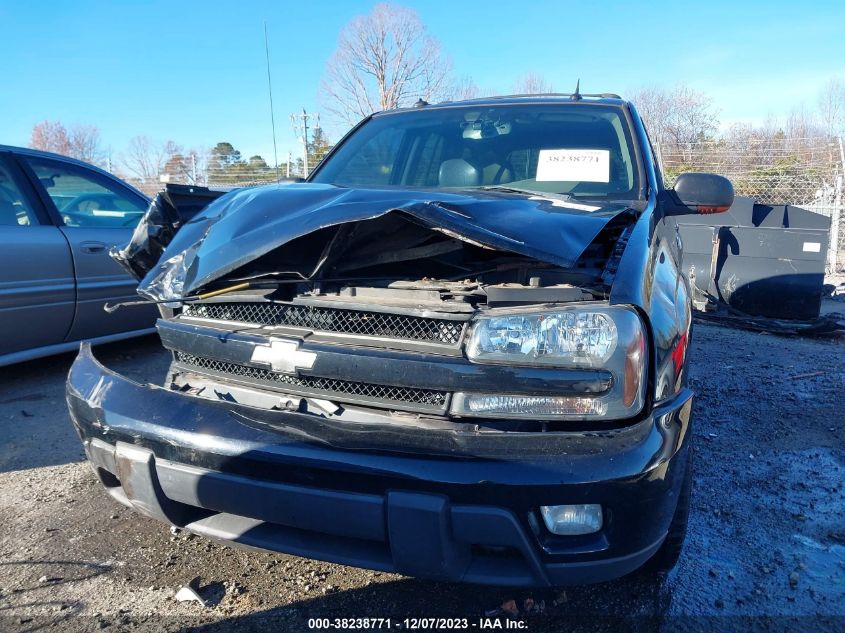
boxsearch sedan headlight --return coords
[454,305,646,420]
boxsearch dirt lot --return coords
[0,317,843,632]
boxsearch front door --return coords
[0,152,75,359]
[20,155,156,341]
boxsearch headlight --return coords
[466,309,619,367]
[454,305,646,420]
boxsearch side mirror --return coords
[672,172,734,214]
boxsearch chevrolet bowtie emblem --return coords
[250,338,316,375]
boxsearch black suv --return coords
[68,95,733,586]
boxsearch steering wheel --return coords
[61,208,139,227]
[61,210,93,227]
[62,193,141,227]
[61,193,115,214]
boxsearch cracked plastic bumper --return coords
[67,343,693,587]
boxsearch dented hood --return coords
[137,183,633,302]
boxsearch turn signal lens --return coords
[623,334,644,407]
[452,394,607,418]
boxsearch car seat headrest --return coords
[439,159,480,187]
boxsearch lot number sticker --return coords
[536,149,610,183]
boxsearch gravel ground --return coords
[0,319,843,632]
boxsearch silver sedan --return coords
[0,145,157,366]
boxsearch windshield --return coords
[311,103,642,201]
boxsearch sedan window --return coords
[0,160,38,226]
[25,157,147,228]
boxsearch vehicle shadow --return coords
[0,559,111,632]
[0,558,112,589]
[181,571,673,633]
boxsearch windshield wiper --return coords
[479,186,576,202]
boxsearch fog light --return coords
[540,504,603,535]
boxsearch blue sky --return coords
[2,0,843,164]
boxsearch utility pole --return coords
[291,109,318,177]
[286,150,291,179]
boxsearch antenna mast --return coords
[263,21,280,182]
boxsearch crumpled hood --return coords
[137,183,634,302]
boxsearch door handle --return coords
[81,241,108,254]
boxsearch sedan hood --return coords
[137,183,635,302]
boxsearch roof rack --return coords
[478,92,623,100]
[431,93,623,106]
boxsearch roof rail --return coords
[478,92,623,100]
[436,93,623,105]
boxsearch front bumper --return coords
[67,344,693,587]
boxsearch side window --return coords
[0,158,39,226]
[507,149,533,181]
[328,127,406,186]
[25,157,147,228]
[406,132,445,186]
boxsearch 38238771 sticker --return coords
[535,148,610,183]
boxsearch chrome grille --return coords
[175,352,448,410]
[181,302,465,345]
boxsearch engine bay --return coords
[180,209,634,313]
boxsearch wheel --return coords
[645,447,693,572]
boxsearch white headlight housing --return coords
[454,305,646,420]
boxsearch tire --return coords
[644,447,693,573]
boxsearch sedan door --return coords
[19,155,156,342]
[0,152,75,360]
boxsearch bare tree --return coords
[30,120,71,155]
[817,78,845,137]
[449,75,481,101]
[512,73,554,94]
[68,124,103,165]
[663,85,719,159]
[723,118,785,169]
[320,3,452,126]
[628,86,673,146]
[161,141,186,181]
[785,104,822,139]
[121,136,171,184]
[629,84,719,162]
[445,75,498,101]
[30,120,104,165]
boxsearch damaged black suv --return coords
[67,95,733,586]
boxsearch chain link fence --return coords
[118,145,333,199]
[657,136,844,273]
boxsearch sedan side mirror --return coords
[672,172,734,214]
